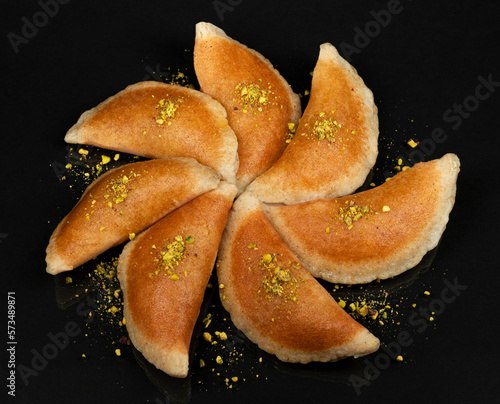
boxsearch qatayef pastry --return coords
[118,182,237,378]
[46,158,220,275]
[64,81,239,184]
[217,192,380,363]
[262,154,460,284]
[193,22,302,193]
[247,42,379,204]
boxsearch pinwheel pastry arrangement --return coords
[46,22,460,378]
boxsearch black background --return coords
[2,1,500,403]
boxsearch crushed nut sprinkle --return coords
[300,111,355,143]
[104,171,138,210]
[258,253,301,302]
[149,235,194,278]
[235,82,272,112]
[341,292,392,323]
[312,116,341,142]
[156,96,184,125]
[336,200,374,230]
[286,122,297,143]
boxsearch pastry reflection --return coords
[132,347,191,404]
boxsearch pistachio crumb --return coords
[407,139,418,148]
[156,96,183,125]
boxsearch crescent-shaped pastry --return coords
[193,22,302,193]
[217,191,379,363]
[118,182,237,378]
[46,158,220,275]
[64,81,239,184]
[247,42,379,204]
[261,154,460,284]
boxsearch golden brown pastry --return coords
[217,191,380,363]
[247,43,379,204]
[262,154,460,284]
[64,81,238,184]
[193,22,301,193]
[118,182,237,378]
[46,158,220,275]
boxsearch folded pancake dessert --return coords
[46,158,220,275]
[118,182,237,378]
[64,81,239,184]
[262,154,460,284]
[247,43,379,204]
[217,191,380,363]
[194,22,302,193]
